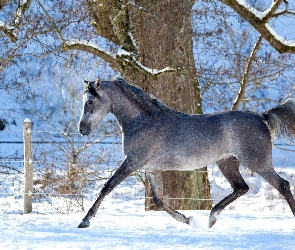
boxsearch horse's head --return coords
[78,78,112,136]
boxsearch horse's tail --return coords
[261,98,295,141]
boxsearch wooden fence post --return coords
[23,119,33,214]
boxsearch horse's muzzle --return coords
[79,127,86,136]
[78,121,90,136]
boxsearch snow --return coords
[1,163,295,249]
[0,210,294,249]
[128,31,138,50]
[235,0,267,20]
[0,21,14,31]
[234,0,285,20]
[2,1,295,248]
[265,23,295,47]
[65,40,114,57]
[133,59,175,76]
[117,48,131,57]
[20,0,28,5]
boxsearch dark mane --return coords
[113,77,181,116]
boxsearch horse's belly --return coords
[143,153,224,171]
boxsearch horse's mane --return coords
[113,77,181,116]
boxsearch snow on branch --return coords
[64,39,177,77]
[220,0,295,53]
[0,0,32,43]
[235,0,268,19]
[0,21,17,42]
[265,24,295,47]
[131,58,176,76]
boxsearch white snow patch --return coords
[0,211,294,249]
[235,0,266,20]
[134,59,175,75]
[189,215,209,229]
[234,0,286,21]
[66,40,116,57]
[1,164,295,249]
[265,23,295,47]
[24,118,31,122]
[117,48,131,57]
[0,21,14,30]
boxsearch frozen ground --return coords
[0,209,294,250]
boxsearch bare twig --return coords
[232,35,263,110]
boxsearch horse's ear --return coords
[95,78,101,88]
[82,78,88,89]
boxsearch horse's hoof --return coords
[78,220,90,228]
[209,218,216,228]
[188,216,193,225]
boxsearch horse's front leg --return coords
[78,156,137,228]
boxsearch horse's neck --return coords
[103,82,144,128]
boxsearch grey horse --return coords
[78,76,295,228]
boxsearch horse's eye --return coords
[89,100,93,105]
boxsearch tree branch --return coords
[0,21,17,42]
[232,35,263,110]
[63,40,122,71]
[219,0,295,54]
[63,39,178,77]
[0,0,32,43]
[0,37,32,74]
[35,0,64,43]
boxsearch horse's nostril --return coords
[78,124,84,135]
[79,128,86,136]
[78,124,89,136]
[78,121,85,134]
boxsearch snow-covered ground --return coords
[1,163,295,249]
[0,209,294,249]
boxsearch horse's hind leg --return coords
[146,171,190,224]
[255,167,295,216]
[209,156,249,228]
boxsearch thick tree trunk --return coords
[122,0,212,210]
